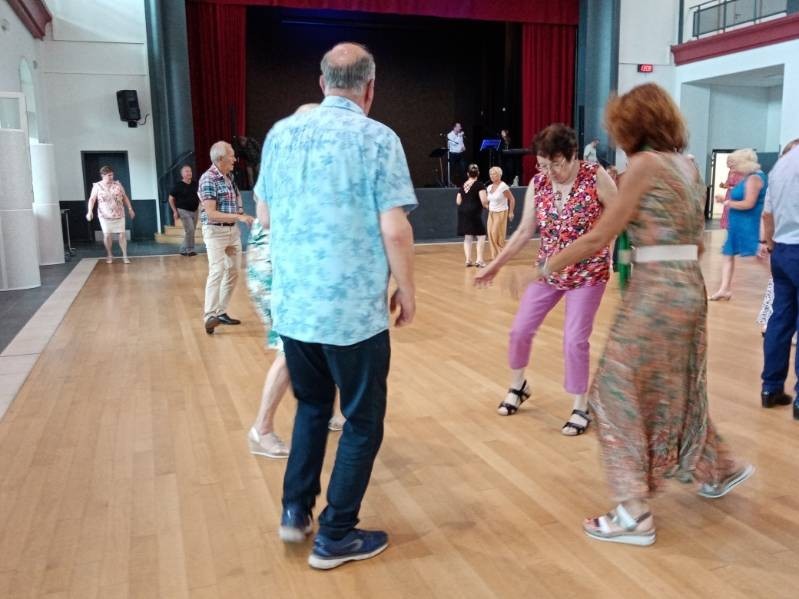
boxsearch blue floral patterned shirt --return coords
[254,95,417,346]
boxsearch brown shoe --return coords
[205,316,221,335]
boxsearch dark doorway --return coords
[80,151,131,242]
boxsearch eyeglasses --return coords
[537,158,568,172]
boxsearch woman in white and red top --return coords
[486,166,515,258]
[86,166,135,263]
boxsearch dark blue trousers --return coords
[281,330,390,540]
[762,243,799,394]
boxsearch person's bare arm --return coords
[86,185,98,220]
[380,206,415,327]
[202,200,253,225]
[120,186,135,219]
[504,189,515,220]
[479,189,488,209]
[762,211,775,253]
[596,166,619,207]
[456,192,463,206]
[473,181,537,285]
[255,194,270,229]
[168,194,178,220]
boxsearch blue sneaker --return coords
[308,529,388,570]
[279,507,313,543]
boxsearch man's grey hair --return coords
[321,44,376,94]
[210,141,230,164]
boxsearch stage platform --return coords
[409,186,528,242]
[242,187,529,244]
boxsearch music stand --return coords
[480,138,501,168]
[429,147,448,188]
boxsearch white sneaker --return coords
[248,427,289,459]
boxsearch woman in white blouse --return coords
[486,166,516,258]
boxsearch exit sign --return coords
[637,64,654,73]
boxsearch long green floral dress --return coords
[246,220,283,352]
[591,152,739,502]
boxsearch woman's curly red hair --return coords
[605,83,687,155]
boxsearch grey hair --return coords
[209,141,230,164]
[782,138,799,156]
[321,44,376,94]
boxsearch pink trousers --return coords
[508,281,606,394]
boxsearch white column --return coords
[30,142,65,265]
[0,129,41,290]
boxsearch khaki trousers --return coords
[487,209,509,259]
[203,224,241,320]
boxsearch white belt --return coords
[633,244,698,263]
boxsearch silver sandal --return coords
[583,504,656,546]
[698,464,755,499]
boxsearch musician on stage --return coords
[499,128,517,184]
[447,122,466,186]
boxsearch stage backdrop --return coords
[246,9,513,187]
[186,0,578,182]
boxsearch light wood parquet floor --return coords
[0,230,797,598]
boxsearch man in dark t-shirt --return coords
[168,165,200,256]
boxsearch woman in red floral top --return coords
[475,124,617,435]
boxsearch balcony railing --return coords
[681,0,790,42]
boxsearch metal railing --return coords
[684,0,788,41]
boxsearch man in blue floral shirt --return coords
[255,42,417,569]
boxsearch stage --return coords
[241,187,529,244]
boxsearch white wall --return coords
[766,85,783,150]
[708,86,770,151]
[0,1,48,141]
[40,0,158,212]
[616,0,680,166]
[674,39,799,153]
[680,83,711,170]
[618,0,679,96]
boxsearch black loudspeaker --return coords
[116,90,141,127]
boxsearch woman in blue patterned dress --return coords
[708,148,768,301]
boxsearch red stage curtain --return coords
[520,23,576,183]
[187,0,578,25]
[185,0,578,178]
[186,2,247,172]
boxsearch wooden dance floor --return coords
[1,231,797,598]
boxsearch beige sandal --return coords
[248,427,289,459]
[583,504,656,546]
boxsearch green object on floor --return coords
[616,230,631,291]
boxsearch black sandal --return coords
[561,408,591,436]
[497,381,531,416]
